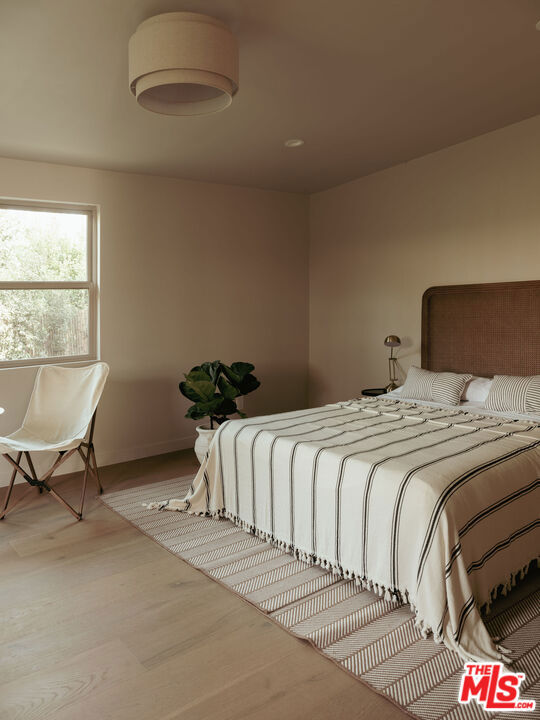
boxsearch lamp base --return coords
[386,382,399,392]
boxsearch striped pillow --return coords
[400,366,472,405]
[485,375,540,414]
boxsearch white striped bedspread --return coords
[150,397,540,663]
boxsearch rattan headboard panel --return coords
[421,280,540,377]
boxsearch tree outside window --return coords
[0,202,97,366]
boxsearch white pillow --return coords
[463,376,492,403]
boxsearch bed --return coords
[152,280,540,663]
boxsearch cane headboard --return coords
[421,280,540,378]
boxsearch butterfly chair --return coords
[0,362,109,521]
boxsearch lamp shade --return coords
[384,335,401,347]
[128,12,239,116]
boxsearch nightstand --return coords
[361,387,388,397]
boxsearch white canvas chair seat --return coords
[0,430,83,454]
[0,362,109,521]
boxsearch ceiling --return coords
[1,0,540,193]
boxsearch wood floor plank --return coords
[0,535,167,637]
[0,555,190,676]
[165,645,395,720]
[8,516,121,558]
[0,521,139,579]
[89,621,303,720]
[0,639,146,720]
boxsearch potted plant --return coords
[179,360,260,462]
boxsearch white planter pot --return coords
[194,425,217,464]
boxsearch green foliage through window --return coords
[0,206,92,362]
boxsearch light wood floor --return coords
[0,451,418,719]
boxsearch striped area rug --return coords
[101,476,540,720]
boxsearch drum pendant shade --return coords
[128,12,239,116]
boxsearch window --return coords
[0,200,98,367]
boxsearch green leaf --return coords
[185,369,212,383]
[230,362,254,378]
[217,376,240,400]
[236,373,260,395]
[179,381,199,402]
[180,379,216,402]
[213,397,238,417]
[221,363,260,396]
[221,366,239,386]
[200,360,222,384]
[222,362,253,385]
[185,396,223,420]
[185,404,208,421]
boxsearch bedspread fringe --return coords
[206,508,453,644]
[194,507,449,640]
[217,508,527,663]
[143,498,535,664]
[482,557,539,615]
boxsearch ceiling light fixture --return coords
[128,12,239,116]
[284,138,305,148]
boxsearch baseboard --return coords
[0,434,197,487]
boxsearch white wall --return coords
[309,115,540,406]
[0,157,309,484]
[3,112,540,485]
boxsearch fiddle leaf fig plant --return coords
[180,361,260,429]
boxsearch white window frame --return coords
[0,198,99,369]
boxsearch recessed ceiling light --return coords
[284,138,304,148]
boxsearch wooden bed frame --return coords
[421,280,540,378]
